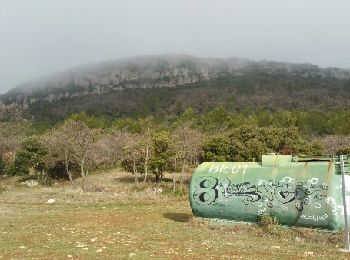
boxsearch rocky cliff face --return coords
[1,54,350,105]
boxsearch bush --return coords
[201,136,230,162]
[0,185,6,193]
[259,214,281,235]
[336,146,350,155]
[10,137,48,176]
[47,160,80,180]
[202,126,321,162]
[0,156,5,175]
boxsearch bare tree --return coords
[93,129,135,167]
[43,126,75,185]
[141,117,153,184]
[0,104,30,157]
[67,120,98,191]
[45,120,98,191]
[171,122,203,191]
[312,135,350,154]
[122,134,144,183]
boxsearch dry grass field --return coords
[0,170,348,259]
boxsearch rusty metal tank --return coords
[189,154,350,230]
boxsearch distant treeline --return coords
[33,107,350,136]
[2,104,350,192]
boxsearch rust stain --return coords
[325,160,333,197]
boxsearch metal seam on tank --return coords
[325,161,334,229]
[299,162,308,225]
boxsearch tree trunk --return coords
[155,173,160,182]
[172,157,178,192]
[64,150,74,187]
[143,126,150,184]
[160,171,163,182]
[173,172,176,192]
[80,156,87,192]
[180,164,185,191]
[132,158,138,184]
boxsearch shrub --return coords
[258,214,281,235]
[0,185,6,193]
[10,137,48,176]
[336,146,350,155]
[202,126,321,162]
[0,156,5,175]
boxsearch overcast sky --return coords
[0,0,350,93]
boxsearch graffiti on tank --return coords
[326,197,343,216]
[300,213,328,221]
[192,177,219,205]
[208,164,249,174]
[192,176,328,212]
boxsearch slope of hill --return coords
[1,55,350,122]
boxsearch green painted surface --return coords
[189,154,350,230]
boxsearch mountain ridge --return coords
[2,54,350,106]
[1,54,350,123]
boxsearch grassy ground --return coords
[0,170,348,259]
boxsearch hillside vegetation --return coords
[1,55,350,123]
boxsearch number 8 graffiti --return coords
[193,177,219,205]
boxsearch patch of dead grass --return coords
[0,169,348,259]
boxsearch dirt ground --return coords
[0,170,348,259]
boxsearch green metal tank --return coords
[189,154,350,230]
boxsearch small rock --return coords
[68,254,73,258]
[304,251,314,256]
[21,180,38,187]
[90,238,98,242]
[47,199,55,204]
[19,246,26,249]
[271,245,280,250]
[295,237,304,243]
[96,248,103,253]
[129,253,136,257]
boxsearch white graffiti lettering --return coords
[300,214,328,222]
[308,178,319,185]
[257,208,267,216]
[314,202,321,209]
[280,177,295,183]
[209,164,249,174]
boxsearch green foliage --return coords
[259,214,281,234]
[0,184,6,193]
[10,137,48,176]
[9,151,31,176]
[150,131,172,181]
[4,102,348,183]
[68,111,109,129]
[0,156,5,175]
[121,154,145,175]
[113,118,142,133]
[201,136,231,162]
[199,106,229,132]
[202,126,321,162]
